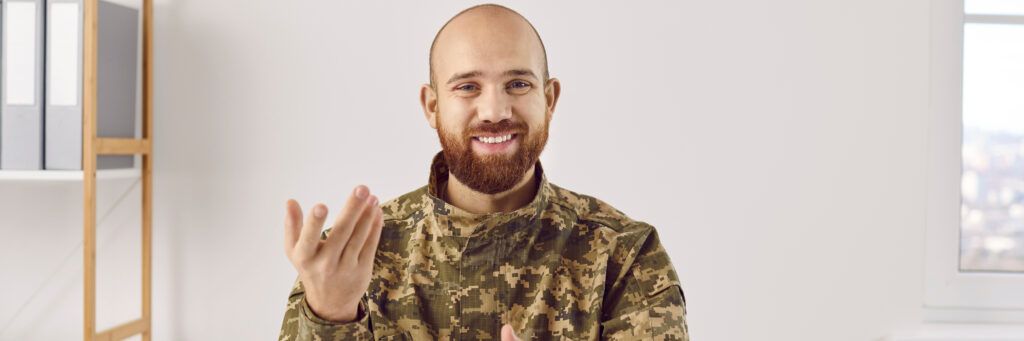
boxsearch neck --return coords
[444,164,538,214]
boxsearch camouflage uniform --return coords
[279,151,689,340]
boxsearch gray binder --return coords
[1,0,46,170]
[45,0,137,170]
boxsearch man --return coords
[279,4,688,340]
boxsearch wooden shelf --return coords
[0,168,141,182]
[83,0,154,340]
[1,1,153,339]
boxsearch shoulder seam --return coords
[546,183,644,232]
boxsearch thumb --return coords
[501,324,521,341]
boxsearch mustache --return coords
[465,120,528,137]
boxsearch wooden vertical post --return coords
[82,0,99,340]
[141,0,154,340]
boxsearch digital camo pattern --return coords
[279,152,689,340]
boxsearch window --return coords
[960,4,1024,273]
[926,0,1024,320]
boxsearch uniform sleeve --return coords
[278,226,374,340]
[277,277,374,341]
[600,225,690,340]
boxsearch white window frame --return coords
[925,0,1024,323]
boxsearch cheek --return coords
[438,117,462,137]
[438,96,473,116]
[511,98,549,126]
[437,100,472,127]
[438,117,471,141]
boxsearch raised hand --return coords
[283,185,384,322]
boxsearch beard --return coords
[437,116,549,195]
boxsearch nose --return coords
[476,86,513,123]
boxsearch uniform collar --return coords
[423,151,551,238]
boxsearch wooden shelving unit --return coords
[0,0,154,340]
[83,0,154,339]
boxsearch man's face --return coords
[424,10,559,195]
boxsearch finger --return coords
[341,195,379,264]
[296,202,329,260]
[501,324,520,341]
[357,205,384,264]
[283,199,302,256]
[320,185,373,261]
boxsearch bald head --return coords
[428,4,549,90]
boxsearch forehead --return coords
[432,11,545,80]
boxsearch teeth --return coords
[478,134,513,144]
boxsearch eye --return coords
[507,80,532,94]
[454,83,479,92]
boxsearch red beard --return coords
[437,117,549,194]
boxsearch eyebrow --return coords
[445,69,539,85]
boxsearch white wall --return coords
[0,0,932,339]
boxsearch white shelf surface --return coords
[0,168,141,182]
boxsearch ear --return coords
[420,83,439,129]
[544,77,561,121]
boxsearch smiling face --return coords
[421,5,561,194]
